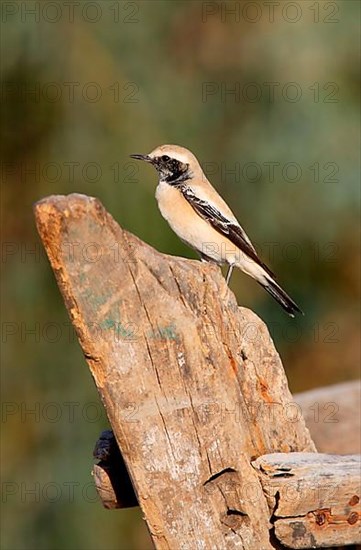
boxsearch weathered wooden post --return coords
[34,194,360,549]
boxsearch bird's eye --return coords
[161,155,170,162]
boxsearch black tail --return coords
[260,277,304,317]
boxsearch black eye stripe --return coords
[154,155,191,185]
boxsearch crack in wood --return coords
[203,467,237,486]
[226,509,248,517]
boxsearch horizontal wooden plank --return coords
[275,512,360,549]
[252,453,361,548]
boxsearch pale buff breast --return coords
[155,182,240,265]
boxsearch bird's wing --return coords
[181,186,275,278]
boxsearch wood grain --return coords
[34,193,316,550]
[253,453,361,548]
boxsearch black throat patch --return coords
[154,156,192,186]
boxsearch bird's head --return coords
[130,144,202,185]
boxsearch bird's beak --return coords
[129,154,152,163]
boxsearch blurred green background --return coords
[1,1,360,549]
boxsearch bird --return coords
[130,144,303,317]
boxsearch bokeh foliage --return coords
[1,1,360,549]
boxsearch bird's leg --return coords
[226,265,234,285]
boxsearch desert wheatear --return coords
[130,145,303,316]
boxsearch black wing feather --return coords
[181,186,275,278]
